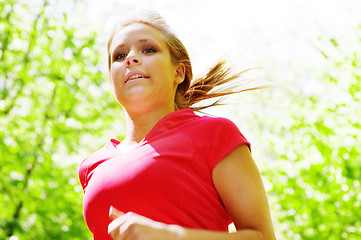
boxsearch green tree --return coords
[250,26,361,239]
[0,0,119,238]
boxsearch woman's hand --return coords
[108,206,182,240]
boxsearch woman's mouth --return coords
[129,74,146,80]
[125,72,150,83]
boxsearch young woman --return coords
[79,11,276,240]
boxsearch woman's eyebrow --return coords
[138,38,160,45]
[111,43,125,54]
[138,38,150,43]
[111,37,162,56]
[112,39,156,50]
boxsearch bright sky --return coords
[71,0,361,73]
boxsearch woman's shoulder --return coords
[180,114,250,168]
[79,139,118,166]
[78,139,119,190]
[185,113,241,133]
[179,113,248,145]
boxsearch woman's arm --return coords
[108,145,275,240]
[211,144,276,239]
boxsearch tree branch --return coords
[1,0,49,116]
[6,70,56,237]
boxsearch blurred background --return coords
[1,0,360,239]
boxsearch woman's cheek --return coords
[111,65,126,85]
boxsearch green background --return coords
[1,0,360,239]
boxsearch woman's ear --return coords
[174,63,186,85]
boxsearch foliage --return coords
[0,0,119,239]
[1,0,360,239]
[252,26,361,239]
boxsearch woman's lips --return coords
[125,71,149,83]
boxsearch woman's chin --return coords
[115,89,153,106]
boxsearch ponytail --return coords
[176,60,264,111]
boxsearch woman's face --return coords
[109,23,184,110]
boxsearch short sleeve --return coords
[212,118,250,170]
[78,139,119,191]
[190,117,250,171]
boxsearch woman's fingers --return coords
[109,206,124,220]
[108,206,125,239]
[108,210,176,240]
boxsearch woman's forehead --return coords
[110,23,166,51]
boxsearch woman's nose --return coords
[126,50,141,66]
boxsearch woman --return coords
[79,11,276,240]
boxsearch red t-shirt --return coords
[79,109,250,239]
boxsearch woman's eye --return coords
[114,53,126,61]
[144,47,156,54]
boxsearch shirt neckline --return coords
[109,108,195,149]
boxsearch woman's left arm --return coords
[108,144,276,240]
[211,144,276,239]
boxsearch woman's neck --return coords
[123,103,176,144]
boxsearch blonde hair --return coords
[107,11,262,111]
